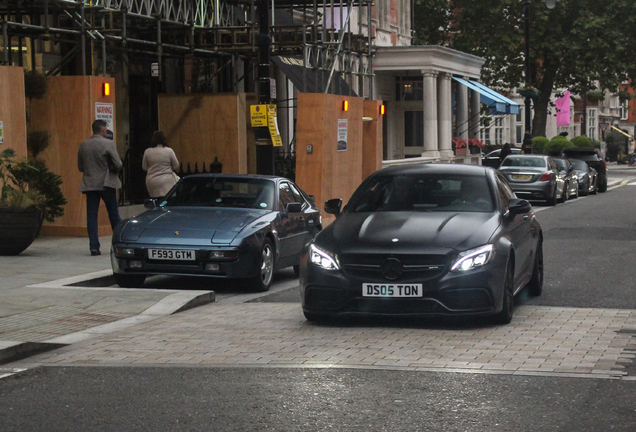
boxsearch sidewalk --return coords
[0,228,215,365]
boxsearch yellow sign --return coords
[267,104,283,147]
[250,104,268,127]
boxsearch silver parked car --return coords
[498,154,561,205]
[570,159,597,196]
[551,156,579,202]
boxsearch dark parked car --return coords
[482,147,522,168]
[300,164,543,325]
[551,156,579,202]
[562,147,607,192]
[498,154,561,205]
[569,159,597,196]
[111,174,322,291]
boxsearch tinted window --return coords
[571,160,588,170]
[348,174,494,213]
[553,158,566,170]
[279,183,296,211]
[495,173,516,210]
[164,177,275,210]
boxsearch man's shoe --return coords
[90,250,101,256]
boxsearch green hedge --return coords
[531,137,549,154]
[544,136,574,156]
[570,135,595,148]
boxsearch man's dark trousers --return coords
[85,187,121,252]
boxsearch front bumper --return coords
[111,242,260,279]
[300,258,506,318]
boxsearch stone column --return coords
[437,73,453,160]
[422,70,439,158]
[456,78,469,141]
[469,89,481,139]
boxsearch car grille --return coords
[339,253,448,282]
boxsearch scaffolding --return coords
[1,0,374,96]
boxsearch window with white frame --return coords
[621,100,629,120]
[588,110,596,140]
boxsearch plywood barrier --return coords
[295,93,382,225]
[0,66,27,159]
[31,76,117,237]
[158,93,248,174]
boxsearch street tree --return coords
[414,0,636,138]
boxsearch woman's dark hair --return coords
[151,131,169,148]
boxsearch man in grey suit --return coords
[78,119,123,256]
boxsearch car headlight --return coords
[309,244,340,271]
[451,244,495,272]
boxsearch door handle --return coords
[523,215,530,221]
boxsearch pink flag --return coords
[555,91,571,126]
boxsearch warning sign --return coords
[95,102,114,140]
[267,105,283,147]
[250,105,268,127]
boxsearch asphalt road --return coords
[1,366,635,432]
[2,167,636,432]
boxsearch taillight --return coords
[539,172,552,181]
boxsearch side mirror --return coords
[508,198,531,215]
[286,202,302,214]
[144,198,158,210]
[324,198,343,216]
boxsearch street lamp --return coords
[522,0,560,154]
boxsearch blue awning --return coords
[453,77,520,115]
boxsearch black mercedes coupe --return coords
[111,174,321,291]
[300,163,543,324]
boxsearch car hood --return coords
[318,211,499,254]
[119,207,270,245]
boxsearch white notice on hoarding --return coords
[337,119,348,151]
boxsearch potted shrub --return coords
[0,148,66,255]
[0,148,45,255]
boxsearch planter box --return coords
[0,207,40,255]
[455,148,467,156]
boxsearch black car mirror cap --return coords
[324,198,343,216]
[508,198,532,215]
[286,202,302,214]
[144,198,158,210]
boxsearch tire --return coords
[252,238,275,292]
[493,259,514,325]
[303,311,323,322]
[598,180,607,193]
[547,188,557,206]
[526,240,543,297]
[113,273,146,288]
[580,181,589,196]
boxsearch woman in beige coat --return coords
[142,131,180,198]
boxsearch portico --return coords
[372,46,503,164]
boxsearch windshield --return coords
[347,174,494,213]
[163,177,275,210]
[501,157,547,168]
[553,159,566,170]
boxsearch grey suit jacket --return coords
[78,133,123,192]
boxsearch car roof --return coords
[504,154,550,159]
[377,162,492,177]
[182,173,285,182]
